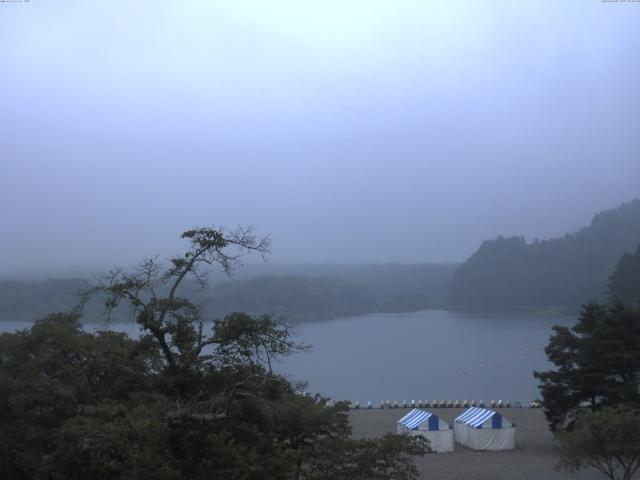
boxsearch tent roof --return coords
[398,409,436,429]
[455,407,503,428]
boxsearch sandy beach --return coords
[349,408,611,480]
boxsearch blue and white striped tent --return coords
[454,407,516,451]
[397,409,454,452]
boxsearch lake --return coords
[0,309,573,404]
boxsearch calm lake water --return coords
[1,310,573,404]
[277,310,574,404]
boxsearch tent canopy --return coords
[397,409,455,452]
[455,407,512,429]
[398,409,442,431]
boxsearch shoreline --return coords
[349,408,607,480]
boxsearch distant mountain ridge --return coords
[0,278,90,322]
[0,263,457,322]
[199,275,375,320]
[9,199,634,318]
[449,199,640,308]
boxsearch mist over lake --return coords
[3,2,640,478]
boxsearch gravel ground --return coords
[349,408,616,480]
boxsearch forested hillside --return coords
[0,263,456,322]
[200,276,375,320]
[224,263,456,312]
[0,279,91,322]
[449,200,640,308]
[608,243,640,308]
[3,199,637,318]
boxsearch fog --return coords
[1,1,639,274]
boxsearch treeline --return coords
[4,200,638,318]
[533,248,640,478]
[201,276,375,320]
[608,243,640,308]
[449,199,640,309]
[0,227,428,479]
[0,263,457,322]
[201,262,456,312]
[0,278,91,322]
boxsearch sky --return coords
[1,0,639,273]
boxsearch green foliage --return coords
[50,400,179,480]
[556,406,640,480]
[534,303,640,431]
[0,313,159,480]
[450,199,640,308]
[0,227,427,480]
[303,434,431,480]
[0,314,425,479]
[608,243,640,308]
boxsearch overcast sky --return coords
[1,1,639,273]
